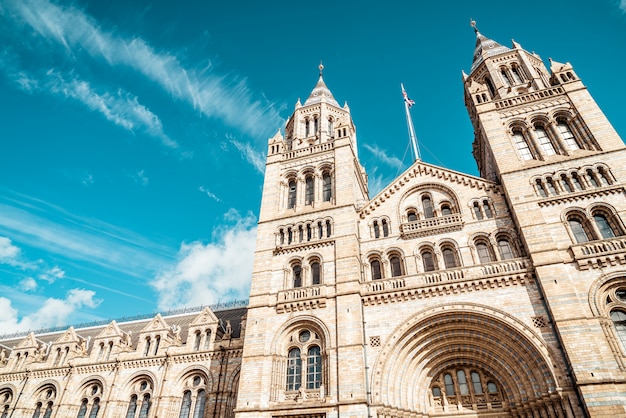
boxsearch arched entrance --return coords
[371,304,576,417]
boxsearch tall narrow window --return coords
[311,261,321,285]
[371,259,382,280]
[498,239,515,260]
[313,116,319,134]
[317,222,323,239]
[298,225,303,243]
[204,330,211,350]
[192,390,206,418]
[326,220,331,237]
[471,372,483,394]
[305,176,314,205]
[483,201,493,218]
[457,370,469,395]
[125,395,137,418]
[511,66,523,83]
[322,173,332,202]
[373,221,380,239]
[598,167,611,186]
[476,242,493,263]
[42,403,53,418]
[193,332,201,351]
[328,118,333,136]
[422,250,436,272]
[106,342,113,361]
[546,178,557,195]
[561,175,573,193]
[97,343,105,361]
[513,131,533,160]
[442,248,458,269]
[571,172,583,190]
[484,77,495,98]
[77,400,88,418]
[390,255,403,277]
[179,391,192,418]
[279,229,285,245]
[153,336,160,356]
[535,126,556,156]
[138,394,150,418]
[306,224,312,241]
[422,196,434,218]
[536,180,547,197]
[587,170,599,187]
[288,180,297,209]
[611,310,626,350]
[305,119,310,137]
[293,265,302,288]
[473,202,483,220]
[306,346,322,389]
[558,121,579,150]
[143,338,151,357]
[88,399,100,418]
[382,219,389,237]
[286,348,302,391]
[594,213,617,239]
[444,374,455,396]
[288,228,293,244]
[33,403,42,418]
[500,69,511,86]
[569,217,591,243]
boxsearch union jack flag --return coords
[402,84,415,108]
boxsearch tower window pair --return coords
[567,207,624,244]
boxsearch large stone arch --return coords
[371,304,573,417]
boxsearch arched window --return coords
[153,335,160,355]
[389,254,403,277]
[77,400,88,418]
[286,348,302,391]
[143,338,151,357]
[293,264,302,288]
[328,118,334,136]
[317,222,323,239]
[593,212,621,239]
[432,387,441,397]
[138,394,151,418]
[500,69,511,86]
[287,227,293,244]
[204,330,212,350]
[587,169,599,187]
[497,238,515,260]
[125,395,137,418]
[568,216,592,243]
[422,250,436,272]
[306,224,312,241]
[471,371,483,394]
[484,77,495,98]
[512,130,533,160]
[444,373,455,396]
[558,121,579,150]
[306,346,322,389]
[326,220,331,237]
[475,241,494,263]
[611,310,626,350]
[192,390,206,418]
[536,179,547,197]
[287,179,297,209]
[305,175,314,205]
[382,219,389,237]
[313,116,319,134]
[561,175,573,192]
[457,370,469,395]
[305,119,310,137]
[193,332,201,351]
[373,221,380,239]
[97,343,105,361]
[534,125,556,156]
[298,225,303,242]
[407,210,418,222]
[511,66,523,83]
[483,201,493,218]
[33,403,42,418]
[546,178,558,195]
[571,172,584,190]
[473,202,483,220]
[370,259,382,280]
[442,247,458,269]
[179,391,192,418]
[487,382,498,394]
[441,205,452,216]
[598,167,611,186]
[311,261,321,285]
[88,399,100,418]
[322,172,332,202]
[422,196,434,218]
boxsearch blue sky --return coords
[0,0,625,333]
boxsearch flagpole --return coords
[401,83,420,161]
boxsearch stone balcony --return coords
[282,141,334,160]
[276,285,327,313]
[570,236,626,270]
[362,258,533,305]
[400,213,464,239]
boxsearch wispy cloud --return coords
[39,266,65,283]
[0,190,173,280]
[199,186,222,203]
[6,0,283,140]
[230,139,266,174]
[621,0,626,12]
[0,289,101,333]
[364,144,404,170]
[152,210,255,310]
[135,170,149,186]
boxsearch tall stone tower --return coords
[464,24,626,416]
[235,65,371,417]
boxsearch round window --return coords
[140,381,148,391]
[299,330,311,343]
[193,376,202,387]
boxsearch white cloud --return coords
[230,139,266,174]
[7,0,283,139]
[364,144,404,170]
[19,277,37,292]
[621,0,626,12]
[81,172,94,186]
[199,186,221,203]
[39,266,65,283]
[0,289,101,333]
[152,211,256,310]
[135,170,149,186]
[0,236,20,263]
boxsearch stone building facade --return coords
[2,29,626,417]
